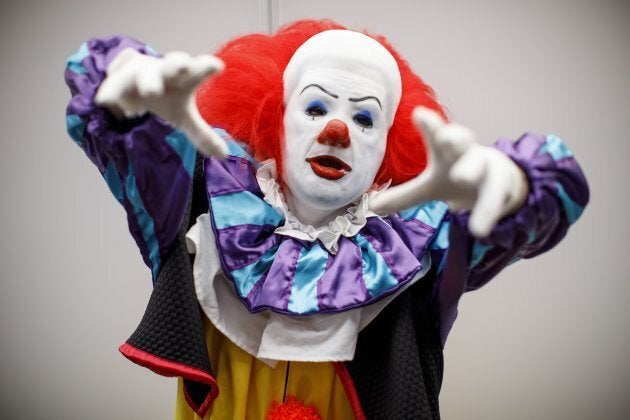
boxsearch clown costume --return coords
[64,19,589,419]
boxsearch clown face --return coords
[282,30,402,225]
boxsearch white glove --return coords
[95,48,228,158]
[370,107,529,238]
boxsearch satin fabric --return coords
[205,147,439,316]
[174,319,355,420]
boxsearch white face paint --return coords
[282,30,402,226]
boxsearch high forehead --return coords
[283,30,402,122]
[296,67,389,98]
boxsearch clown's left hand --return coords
[370,107,529,238]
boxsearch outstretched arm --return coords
[370,107,529,238]
[65,36,225,279]
[95,47,227,157]
[369,107,589,343]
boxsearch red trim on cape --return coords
[334,362,367,420]
[119,342,219,417]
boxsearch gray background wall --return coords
[1,0,628,419]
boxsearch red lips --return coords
[306,155,352,180]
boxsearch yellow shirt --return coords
[174,318,356,419]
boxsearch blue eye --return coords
[353,111,373,129]
[305,100,327,118]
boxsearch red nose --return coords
[317,119,350,148]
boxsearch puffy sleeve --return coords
[64,36,198,280]
[427,133,589,343]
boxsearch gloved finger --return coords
[180,99,228,158]
[118,96,146,118]
[449,146,486,187]
[95,64,138,107]
[188,55,224,81]
[434,123,476,162]
[107,48,141,73]
[136,65,165,97]
[171,55,224,91]
[160,53,223,91]
[468,161,511,238]
[369,169,437,216]
[162,51,192,79]
[412,107,446,158]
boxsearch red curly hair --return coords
[196,19,446,186]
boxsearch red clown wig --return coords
[196,19,446,186]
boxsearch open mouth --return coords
[305,155,352,180]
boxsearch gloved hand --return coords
[95,48,228,157]
[370,107,529,238]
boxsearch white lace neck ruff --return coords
[255,160,389,254]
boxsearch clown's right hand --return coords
[95,47,228,158]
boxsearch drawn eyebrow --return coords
[300,84,339,98]
[348,96,382,110]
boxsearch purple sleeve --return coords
[432,133,589,344]
[463,132,589,290]
[65,36,197,280]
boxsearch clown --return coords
[65,20,588,419]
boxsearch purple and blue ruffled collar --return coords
[204,137,445,315]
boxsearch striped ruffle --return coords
[205,142,447,315]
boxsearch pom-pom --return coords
[265,396,321,420]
